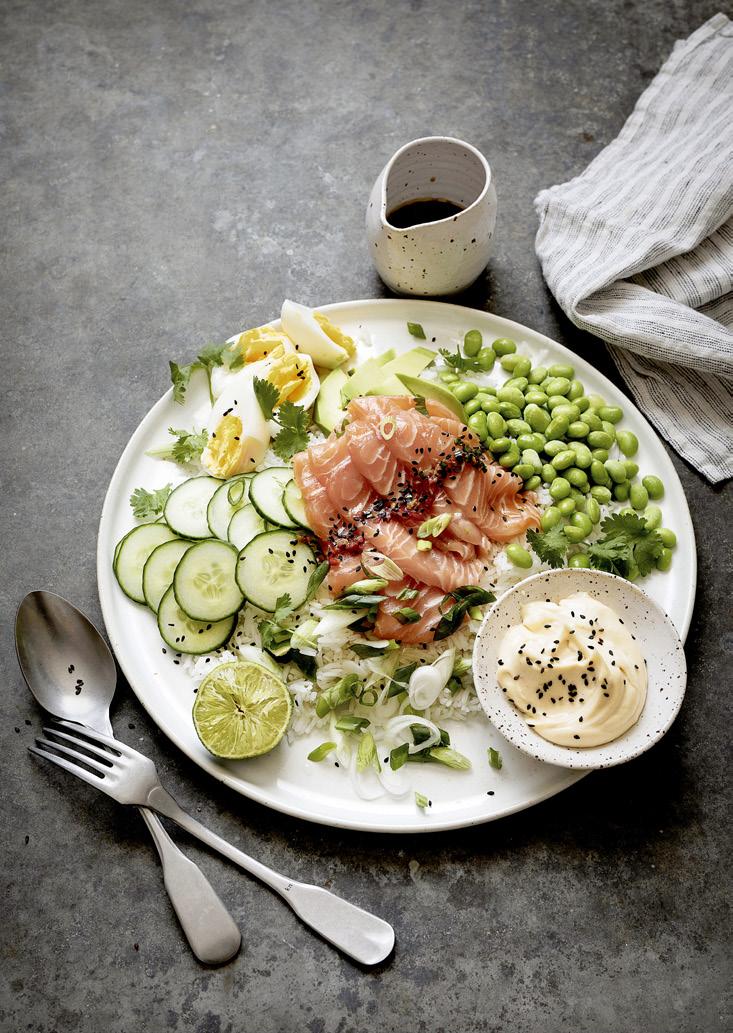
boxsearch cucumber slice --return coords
[227,503,267,551]
[282,479,310,529]
[173,539,244,621]
[164,477,222,539]
[236,529,319,612]
[157,585,236,655]
[206,476,251,540]
[142,538,194,612]
[248,468,299,529]
[114,523,177,604]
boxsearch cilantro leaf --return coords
[129,484,172,520]
[272,402,310,460]
[439,347,485,374]
[253,376,280,420]
[146,427,209,465]
[273,594,294,622]
[527,526,568,568]
[587,512,663,578]
[196,342,228,404]
[633,532,665,577]
[169,361,197,404]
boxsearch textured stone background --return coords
[1,1,731,1031]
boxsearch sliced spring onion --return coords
[416,540,432,552]
[452,656,472,677]
[315,674,360,717]
[387,661,418,697]
[390,743,409,771]
[417,513,452,539]
[227,480,246,506]
[348,578,388,595]
[356,731,380,773]
[407,321,426,339]
[429,746,471,770]
[361,550,404,581]
[488,747,503,770]
[379,416,395,440]
[415,792,430,809]
[359,687,379,707]
[307,742,337,762]
[395,607,420,624]
[397,587,419,601]
[350,639,397,658]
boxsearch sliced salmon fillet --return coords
[325,554,364,596]
[292,453,333,538]
[362,521,489,593]
[344,420,399,496]
[307,435,372,517]
[375,582,447,644]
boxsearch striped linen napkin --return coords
[534,13,733,484]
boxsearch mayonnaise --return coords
[496,591,647,747]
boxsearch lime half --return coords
[193,661,292,759]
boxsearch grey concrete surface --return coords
[1,1,731,1030]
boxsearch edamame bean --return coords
[613,482,630,501]
[477,348,495,371]
[600,421,617,441]
[525,475,542,491]
[468,411,489,440]
[591,448,609,462]
[567,380,585,401]
[656,547,673,572]
[440,371,459,383]
[524,403,551,433]
[504,376,528,392]
[565,467,589,489]
[541,506,562,530]
[513,357,532,378]
[569,442,593,468]
[575,395,591,413]
[659,527,677,548]
[616,430,638,457]
[452,382,478,403]
[541,463,557,483]
[552,449,576,471]
[500,353,524,372]
[563,524,587,543]
[586,497,601,524]
[524,389,548,406]
[486,411,507,438]
[570,512,593,535]
[551,403,581,421]
[464,397,483,417]
[498,401,522,420]
[557,497,577,517]
[506,418,531,437]
[590,485,612,504]
[490,435,511,454]
[549,477,571,500]
[528,366,548,385]
[644,505,662,529]
[605,459,628,484]
[624,461,639,479]
[584,411,602,432]
[521,448,542,472]
[599,405,623,424]
[545,377,571,396]
[544,440,567,457]
[481,396,501,413]
[643,475,665,500]
[587,394,606,410]
[517,432,545,452]
[548,363,575,379]
[492,337,516,356]
[506,543,533,568]
[567,421,590,439]
[512,463,535,480]
[463,329,483,356]
[569,553,591,568]
[590,459,611,486]
[629,483,649,511]
[587,430,613,450]
[497,386,525,408]
[545,415,570,440]
[499,445,520,469]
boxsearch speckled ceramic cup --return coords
[366,136,497,296]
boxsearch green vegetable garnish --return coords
[428,746,471,770]
[334,715,371,733]
[146,427,209,465]
[434,587,495,641]
[315,674,360,718]
[415,792,430,809]
[356,731,381,773]
[488,747,502,770]
[129,484,172,520]
[394,607,421,624]
[416,513,452,539]
[390,743,410,770]
[397,587,420,601]
[252,378,311,460]
[407,322,426,339]
[169,342,229,405]
[307,742,337,762]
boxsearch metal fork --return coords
[31,721,395,966]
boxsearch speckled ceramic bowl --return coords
[473,568,687,769]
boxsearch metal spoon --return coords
[15,590,242,965]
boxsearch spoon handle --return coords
[137,806,241,965]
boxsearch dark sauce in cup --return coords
[387,198,464,228]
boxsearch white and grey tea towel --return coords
[535,13,733,483]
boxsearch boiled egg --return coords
[280,300,355,368]
[260,342,320,412]
[201,372,270,477]
[211,326,296,400]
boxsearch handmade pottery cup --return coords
[366,136,497,296]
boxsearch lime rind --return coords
[193,660,292,760]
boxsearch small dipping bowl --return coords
[472,568,687,770]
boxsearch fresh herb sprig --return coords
[169,342,234,405]
[129,484,172,520]
[253,377,310,460]
[257,562,329,662]
[528,512,664,579]
[146,427,209,465]
[435,586,495,640]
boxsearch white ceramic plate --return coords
[97,300,697,833]
[473,568,687,769]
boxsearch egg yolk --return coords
[265,345,313,404]
[203,414,260,477]
[314,313,356,356]
[231,326,292,364]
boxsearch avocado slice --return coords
[315,367,348,433]
[395,374,466,422]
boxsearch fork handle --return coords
[138,806,242,965]
[147,786,394,966]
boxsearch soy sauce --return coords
[386,197,463,228]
